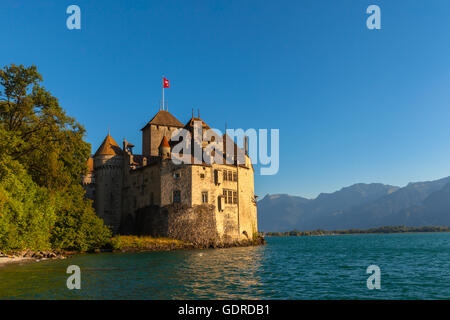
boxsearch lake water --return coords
[1,233,450,299]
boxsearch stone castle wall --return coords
[117,156,258,244]
[160,161,192,207]
[128,204,220,247]
[94,154,123,233]
[120,162,161,233]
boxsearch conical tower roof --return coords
[159,135,170,148]
[94,134,123,157]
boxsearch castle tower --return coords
[159,136,171,159]
[93,133,124,233]
[141,110,184,156]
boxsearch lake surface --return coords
[1,233,450,299]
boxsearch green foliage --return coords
[0,64,111,252]
[110,235,188,251]
[0,64,90,191]
[50,185,111,252]
[0,155,55,251]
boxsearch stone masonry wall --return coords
[129,204,221,247]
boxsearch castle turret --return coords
[93,133,123,233]
[159,136,171,159]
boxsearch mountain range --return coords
[257,176,450,232]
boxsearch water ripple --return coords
[1,233,450,299]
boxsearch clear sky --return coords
[1,0,450,198]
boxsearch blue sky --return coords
[1,0,450,198]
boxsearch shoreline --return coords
[0,255,35,267]
[264,231,450,237]
[0,250,69,268]
[0,236,266,267]
[109,236,266,253]
[263,226,450,237]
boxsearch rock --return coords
[32,252,43,259]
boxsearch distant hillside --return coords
[256,194,311,232]
[391,181,450,226]
[257,177,450,232]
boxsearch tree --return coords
[0,64,90,191]
[51,185,112,252]
[0,64,111,252]
[0,154,55,251]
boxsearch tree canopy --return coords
[0,64,110,252]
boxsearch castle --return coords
[82,109,258,245]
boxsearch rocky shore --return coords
[0,235,266,265]
[0,250,68,267]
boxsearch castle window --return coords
[202,191,208,203]
[200,173,205,179]
[233,191,237,204]
[222,170,236,182]
[173,172,180,179]
[223,189,234,204]
[227,190,233,204]
[218,195,224,211]
[173,190,181,203]
[214,170,220,185]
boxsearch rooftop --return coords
[94,134,123,157]
[141,110,184,130]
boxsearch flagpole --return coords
[162,76,165,111]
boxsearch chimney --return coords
[244,135,248,156]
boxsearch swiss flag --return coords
[163,77,169,88]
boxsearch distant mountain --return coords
[257,177,450,232]
[391,181,450,226]
[256,194,311,232]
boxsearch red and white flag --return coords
[163,77,169,88]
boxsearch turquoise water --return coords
[1,233,450,299]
